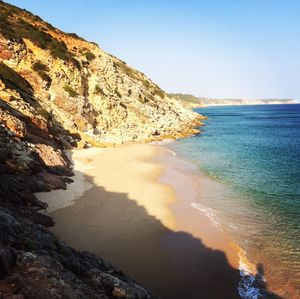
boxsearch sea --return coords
[166,104,300,299]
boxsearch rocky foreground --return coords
[0,86,157,299]
[0,1,204,298]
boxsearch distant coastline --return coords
[170,93,298,107]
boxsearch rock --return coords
[34,144,69,168]
[0,0,203,147]
[0,247,16,278]
[0,149,10,162]
[0,210,20,226]
[112,287,127,297]
[20,191,48,210]
[3,295,25,299]
[0,164,13,174]
[31,117,48,132]
[152,130,160,136]
[4,117,26,138]
[30,211,54,227]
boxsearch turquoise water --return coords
[167,104,300,298]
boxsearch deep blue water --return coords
[167,104,300,297]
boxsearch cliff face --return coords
[0,1,202,147]
[0,99,156,298]
[0,1,203,298]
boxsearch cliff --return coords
[0,1,203,298]
[0,1,203,146]
[170,93,297,107]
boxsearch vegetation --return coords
[90,41,99,48]
[32,62,51,86]
[35,106,51,120]
[84,51,96,61]
[168,93,201,104]
[115,90,122,98]
[22,239,37,251]
[112,59,164,98]
[0,62,33,94]
[0,2,79,66]
[63,85,78,98]
[0,4,17,40]
[53,237,69,257]
[95,84,104,95]
[33,61,48,72]
[66,32,84,41]
[38,71,51,85]
[113,60,139,81]
[153,87,164,98]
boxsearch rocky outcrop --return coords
[0,113,155,298]
[0,1,204,146]
[0,207,156,299]
[0,1,204,298]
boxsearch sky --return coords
[5,0,300,100]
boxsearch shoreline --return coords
[37,143,242,298]
[154,145,241,268]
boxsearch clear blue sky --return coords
[5,0,300,100]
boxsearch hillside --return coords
[170,93,297,107]
[0,1,204,298]
[0,1,203,147]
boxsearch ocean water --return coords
[167,104,300,298]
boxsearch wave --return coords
[190,202,223,231]
[190,202,267,299]
[238,249,263,299]
[151,139,175,145]
[165,148,177,156]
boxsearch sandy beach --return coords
[37,144,241,299]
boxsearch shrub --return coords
[63,85,78,98]
[53,237,69,256]
[154,88,164,98]
[67,32,80,39]
[0,62,33,94]
[32,62,51,87]
[115,90,122,98]
[142,79,150,89]
[20,21,52,49]
[90,41,99,47]
[0,8,17,40]
[33,61,48,72]
[66,32,85,41]
[95,84,103,95]
[0,10,78,66]
[22,239,37,251]
[72,58,81,70]
[49,39,71,61]
[17,18,26,25]
[84,51,96,61]
[36,106,51,120]
[38,71,51,84]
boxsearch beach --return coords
[37,144,241,299]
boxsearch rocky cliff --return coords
[0,1,202,146]
[0,1,203,298]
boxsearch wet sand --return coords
[38,144,241,299]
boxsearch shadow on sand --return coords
[48,166,282,299]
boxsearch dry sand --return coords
[38,144,241,299]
